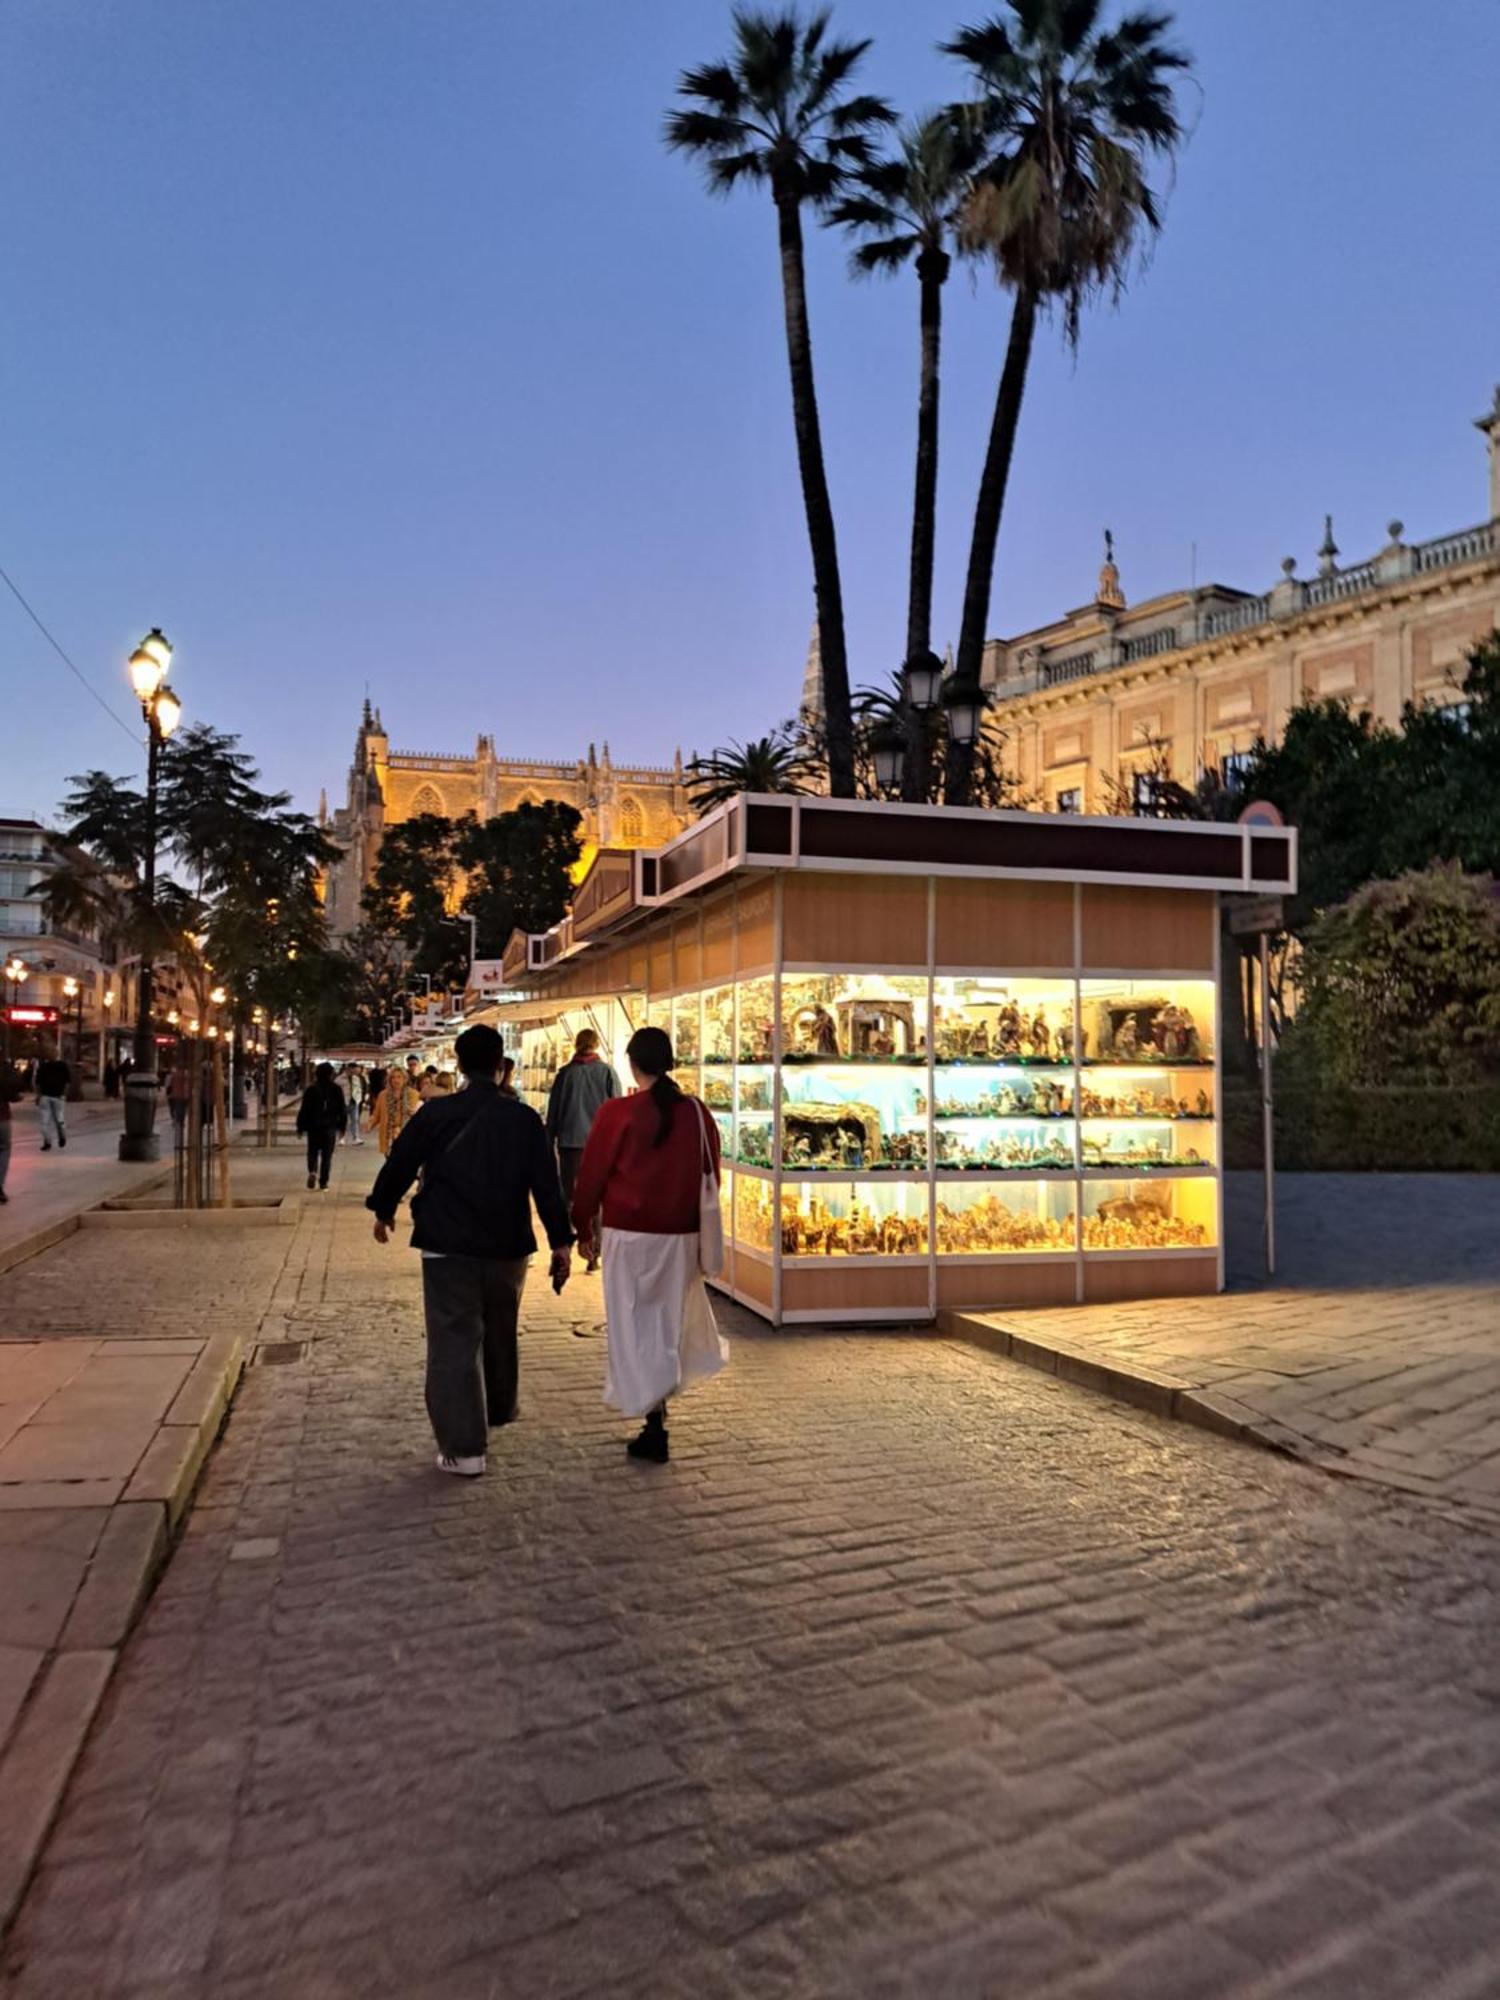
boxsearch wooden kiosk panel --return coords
[647,930,675,995]
[702,895,735,982]
[1081,886,1216,972]
[782,872,927,968]
[735,882,777,975]
[936,1261,1078,1312]
[1082,1254,1218,1303]
[728,1255,774,1309]
[780,1264,931,1317]
[673,914,702,990]
[935,877,1074,971]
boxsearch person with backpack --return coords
[296,1062,347,1190]
[367,1024,572,1477]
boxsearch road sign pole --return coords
[1260,929,1275,1277]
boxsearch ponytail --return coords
[626,1025,680,1146]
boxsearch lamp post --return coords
[61,976,85,1099]
[120,628,181,1162]
[3,957,27,1063]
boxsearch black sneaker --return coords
[58,1134,67,1148]
[626,1422,669,1464]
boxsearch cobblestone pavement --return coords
[965,1173,1500,1526]
[5,1173,1500,1999]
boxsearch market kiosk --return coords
[503,798,1296,1326]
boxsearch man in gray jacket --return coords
[545,1028,620,1268]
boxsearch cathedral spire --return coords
[1096,529,1126,611]
[799,618,824,721]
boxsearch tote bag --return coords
[694,1099,725,1278]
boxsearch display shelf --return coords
[1079,978,1214,1066]
[935,1180,1077,1257]
[1080,1174,1216,1252]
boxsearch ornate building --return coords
[322,706,692,938]
[983,388,1500,810]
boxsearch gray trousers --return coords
[421,1255,528,1458]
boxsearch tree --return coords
[361,813,468,986]
[834,111,983,799]
[667,7,894,800]
[686,728,818,814]
[457,802,583,955]
[944,3,1190,793]
[1291,864,1500,1088]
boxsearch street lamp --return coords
[61,976,84,1093]
[870,721,907,797]
[120,627,181,1161]
[903,649,944,712]
[941,672,988,748]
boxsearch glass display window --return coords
[672,993,701,1067]
[935,1180,1076,1256]
[1080,1117,1216,1173]
[1076,1072,1215,1121]
[781,973,927,1066]
[932,976,1080,1066]
[645,997,671,1040]
[735,1172,775,1255]
[734,1110,774,1169]
[1079,980,1214,1066]
[736,1065,773,1113]
[779,1178,929,1259]
[779,1063,927,1172]
[933,1070,1074,1120]
[1081,1176,1217,1251]
[700,1071,734,1112]
[703,985,735,1065]
[738,978,775,1063]
[933,1120,1075,1173]
[709,1107,732,1154]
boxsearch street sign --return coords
[1227,894,1284,937]
[1237,797,1285,830]
[4,1005,60,1026]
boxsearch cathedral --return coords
[321,703,693,938]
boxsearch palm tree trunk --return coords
[947,287,1038,802]
[903,252,946,803]
[775,190,855,799]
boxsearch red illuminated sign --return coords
[4,1005,60,1026]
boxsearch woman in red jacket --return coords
[571,1025,727,1462]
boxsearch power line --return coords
[0,559,142,745]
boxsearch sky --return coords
[2,0,1498,824]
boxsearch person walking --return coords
[571,1026,727,1465]
[0,1064,20,1203]
[545,1028,620,1271]
[342,1064,366,1145]
[367,1024,573,1477]
[373,1062,416,1156]
[103,1059,119,1100]
[296,1062,347,1190]
[166,1058,191,1142]
[34,1052,70,1151]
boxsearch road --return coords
[3,1160,1499,1998]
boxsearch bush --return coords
[1225,1083,1500,1171]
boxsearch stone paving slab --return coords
[948,1171,1500,1525]
[3,1175,1500,1996]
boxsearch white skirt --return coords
[601,1227,729,1417]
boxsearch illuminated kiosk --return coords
[502,799,1296,1326]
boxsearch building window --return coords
[1131,771,1157,815]
[1220,750,1254,790]
[409,783,446,818]
[1055,787,1082,815]
[618,797,645,843]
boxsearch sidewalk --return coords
[0,1103,169,1271]
[5,1163,1500,1996]
[0,1137,325,1931]
[946,1171,1500,1526]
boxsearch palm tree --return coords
[687,728,816,814]
[666,8,893,800]
[944,2,1190,791]
[834,110,980,797]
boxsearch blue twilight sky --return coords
[2,0,1498,823]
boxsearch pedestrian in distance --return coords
[342,1064,366,1145]
[103,1059,119,1100]
[296,1062,347,1190]
[571,1025,727,1465]
[367,1023,573,1478]
[34,1052,70,1151]
[166,1058,191,1141]
[374,1062,417,1155]
[498,1055,518,1097]
[0,1063,20,1203]
[546,1028,620,1272]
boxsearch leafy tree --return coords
[361,813,468,984]
[834,111,983,797]
[944,3,1190,794]
[457,802,583,955]
[687,729,818,814]
[1290,864,1500,1087]
[667,8,894,800]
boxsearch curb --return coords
[0,1332,245,1937]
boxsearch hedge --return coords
[1224,1084,1500,1172]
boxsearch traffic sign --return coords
[1237,798,1284,830]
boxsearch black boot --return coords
[626,1406,669,1464]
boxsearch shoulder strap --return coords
[693,1096,714,1175]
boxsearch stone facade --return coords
[322,707,692,937]
[984,390,1500,810]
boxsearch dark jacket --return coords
[366,1079,573,1259]
[296,1079,347,1136]
[35,1058,70,1098]
[545,1054,620,1150]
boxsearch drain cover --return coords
[255,1341,307,1365]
